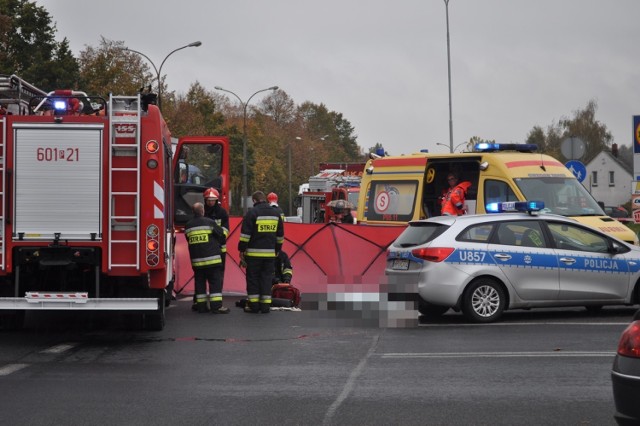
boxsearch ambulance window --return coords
[365,180,418,222]
[514,177,604,216]
[484,180,517,205]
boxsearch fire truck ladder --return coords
[108,94,141,270]
[0,114,5,270]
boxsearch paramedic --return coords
[185,202,229,314]
[440,173,472,216]
[238,191,284,313]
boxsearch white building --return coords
[584,147,633,207]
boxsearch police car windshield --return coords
[514,177,605,217]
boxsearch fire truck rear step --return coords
[0,296,158,310]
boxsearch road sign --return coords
[561,137,585,160]
[565,160,586,183]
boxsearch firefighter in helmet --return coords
[267,192,286,222]
[331,199,356,224]
[191,188,230,311]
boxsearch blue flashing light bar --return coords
[474,143,538,153]
[486,200,545,213]
[53,100,67,110]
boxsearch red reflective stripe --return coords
[372,157,427,167]
[504,160,564,168]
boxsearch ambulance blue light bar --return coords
[486,201,545,213]
[474,143,538,153]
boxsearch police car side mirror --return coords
[608,242,625,255]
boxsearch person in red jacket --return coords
[440,173,472,216]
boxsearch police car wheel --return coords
[462,279,505,323]
[418,299,450,318]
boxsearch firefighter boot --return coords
[244,301,259,314]
[197,302,209,313]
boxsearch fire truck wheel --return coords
[164,279,174,307]
[123,313,144,331]
[0,310,25,330]
[145,290,166,331]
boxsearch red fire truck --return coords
[298,163,364,223]
[0,75,229,330]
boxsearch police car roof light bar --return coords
[486,200,545,214]
[474,143,538,153]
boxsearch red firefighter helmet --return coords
[267,192,278,204]
[203,188,219,200]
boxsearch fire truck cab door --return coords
[172,137,229,227]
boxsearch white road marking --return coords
[323,334,380,426]
[381,351,615,359]
[0,363,29,376]
[419,321,630,327]
[40,343,76,354]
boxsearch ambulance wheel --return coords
[462,278,505,323]
[145,291,166,331]
[417,299,450,318]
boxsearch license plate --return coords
[392,259,409,270]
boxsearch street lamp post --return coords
[288,136,303,216]
[126,41,202,110]
[214,86,279,213]
[444,0,454,153]
[289,134,329,214]
[437,141,467,152]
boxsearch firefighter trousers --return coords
[245,257,275,313]
[192,254,226,306]
[194,266,223,310]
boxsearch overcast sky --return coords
[35,0,640,156]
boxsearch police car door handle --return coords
[560,257,576,265]
[494,254,512,261]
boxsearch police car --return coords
[386,201,640,322]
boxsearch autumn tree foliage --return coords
[525,99,613,165]
[77,37,155,99]
[0,0,78,90]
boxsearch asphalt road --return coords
[0,297,634,425]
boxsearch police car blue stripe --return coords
[445,248,631,275]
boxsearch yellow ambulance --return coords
[357,143,638,245]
